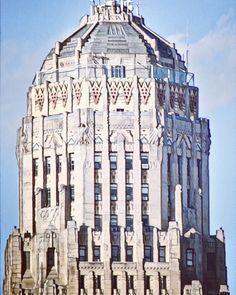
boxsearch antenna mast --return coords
[186,20,190,70]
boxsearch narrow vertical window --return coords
[187,188,191,208]
[178,155,182,184]
[110,153,117,170]
[110,214,118,229]
[79,246,87,261]
[126,184,133,201]
[110,183,118,201]
[111,65,126,78]
[145,275,150,290]
[142,215,149,227]
[125,153,133,170]
[47,247,55,274]
[161,276,167,289]
[112,246,120,261]
[95,152,102,169]
[197,159,202,189]
[93,246,100,262]
[126,215,133,232]
[80,275,85,289]
[126,246,133,262]
[94,275,101,289]
[69,153,74,171]
[159,246,166,262]
[186,249,194,267]
[57,155,62,173]
[127,275,134,290]
[95,183,102,201]
[95,214,102,231]
[33,159,39,177]
[141,153,149,169]
[70,185,75,201]
[23,251,30,273]
[45,157,51,175]
[167,153,171,183]
[141,183,149,201]
[46,188,51,207]
[187,157,191,185]
[144,246,152,262]
[112,275,118,290]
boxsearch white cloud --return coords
[168,11,236,115]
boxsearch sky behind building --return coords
[1,0,236,292]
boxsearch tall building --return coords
[3,1,230,294]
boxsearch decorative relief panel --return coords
[138,79,151,105]
[89,80,102,104]
[35,87,45,111]
[72,81,82,105]
[107,80,120,104]
[48,84,59,109]
[189,88,198,113]
[156,81,166,106]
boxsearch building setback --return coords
[3,1,230,294]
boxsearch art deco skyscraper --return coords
[4,1,230,294]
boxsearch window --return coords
[70,185,75,201]
[57,155,62,173]
[127,275,134,290]
[112,275,118,290]
[161,276,167,289]
[111,65,126,78]
[178,155,182,184]
[187,157,191,185]
[95,183,102,201]
[95,214,102,231]
[159,246,166,262]
[33,159,39,177]
[110,214,118,228]
[126,215,133,232]
[197,159,202,188]
[47,248,55,274]
[69,153,75,171]
[80,275,85,289]
[110,170,117,183]
[186,249,194,267]
[110,153,117,170]
[141,153,149,169]
[110,184,118,201]
[46,188,51,207]
[142,215,149,227]
[168,185,171,204]
[145,275,150,290]
[141,184,149,201]
[94,275,101,289]
[141,170,148,183]
[126,246,133,262]
[112,246,120,261]
[144,246,152,262]
[126,184,133,201]
[23,251,30,273]
[167,153,171,182]
[79,246,87,261]
[125,153,133,170]
[95,152,102,169]
[45,157,51,175]
[93,246,100,262]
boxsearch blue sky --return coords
[1,0,236,292]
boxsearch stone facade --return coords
[3,1,230,295]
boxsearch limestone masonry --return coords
[3,1,230,294]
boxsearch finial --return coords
[90,0,96,16]
[136,0,140,16]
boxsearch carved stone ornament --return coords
[72,81,82,105]
[59,83,68,107]
[149,124,164,146]
[156,82,166,106]
[35,87,45,111]
[178,88,185,110]
[49,84,59,109]
[107,80,120,104]
[76,121,94,145]
[122,80,133,104]
[189,89,198,113]
[89,80,102,104]
[138,80,151,104]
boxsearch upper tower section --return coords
[34,0,190,84]
[29,0,198,120]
